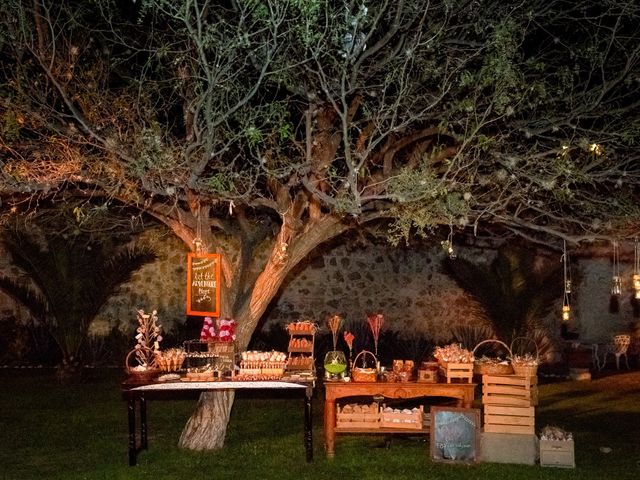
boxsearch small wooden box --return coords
[484,404,535,435]
[440,362,474,383]
[380,405,424,430]
[540,439,575,468]
[417,369,439,383]
[336,403,380,429]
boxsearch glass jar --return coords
[324,350,347,379]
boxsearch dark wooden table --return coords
[323,381,476,457]
[122,378,315,466]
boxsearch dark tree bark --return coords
[179,390,235,450]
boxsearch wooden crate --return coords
[380,405,424,430]
[482,374,538,407]
[336,403,380,429]
[417,369,439,383]
[540,439,575,468]
[440,362,474,383]
[480,432,538,465]
[483,404,535,435]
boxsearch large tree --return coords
[1,0,639,448]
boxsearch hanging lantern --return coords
[611,276,622,296]
[609,241,622,313]
[561,240,571,322]
[633,239,640,299]
[611,241,622,296]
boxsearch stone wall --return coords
[571,258,638,343]
[262,242,491,343]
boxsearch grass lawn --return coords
[0,369,639,480]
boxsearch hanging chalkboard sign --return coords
[186,253,221,317]
[430,406,480,463]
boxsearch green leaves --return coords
[444,246,563,342]
[0,225,156,364]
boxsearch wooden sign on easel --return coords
[186,252,221,316]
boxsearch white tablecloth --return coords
[132,381,308,391]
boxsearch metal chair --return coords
[600,334,631,370]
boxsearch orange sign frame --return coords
[186,252,221,317]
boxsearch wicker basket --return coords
[512,363,538,377]
[509,337,539,377]
[125,347,161,381]
[473,339,513,375]
[474,362,514,375]
[351,350,378,382]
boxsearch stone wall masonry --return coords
[571,258,639,343]
[262,242,492,343]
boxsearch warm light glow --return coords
[589,143,603,155]
[562,305,570,321]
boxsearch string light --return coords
[589,143,603,155]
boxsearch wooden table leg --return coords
[140,395,148,450]
[127,397,137,466]
[304,387,313,463]
[324,397,336,458]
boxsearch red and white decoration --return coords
[200,317,237,342]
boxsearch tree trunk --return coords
[176,216,349,450]
[178,390,235,450]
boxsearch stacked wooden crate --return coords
[482,374,537,435]
[439,362,474,383]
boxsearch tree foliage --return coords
[443,246,562,343]
[1,0,639,249]
[0,224,157,367]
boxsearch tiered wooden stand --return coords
[286,325,315,374]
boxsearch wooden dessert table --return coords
[122,378,314,466]
[324,381,476,457]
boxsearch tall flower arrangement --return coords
[367,313,384,356]
[134,309,162,368]
[327,314,343,351]
[343,331,355,361]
